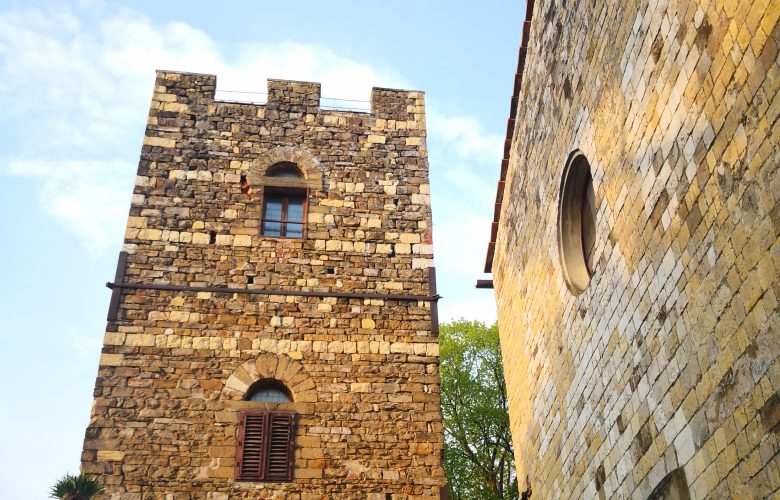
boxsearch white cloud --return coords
[69,331,104,357]
[425,113,501,308]
[426,110,502,219]
[0,1,502,285]
[428,112,503,160]
[0,3,407,252]
[439,295,498,324]
[431,211,493,277]
[0,4,505,498]
[4,158,134,253]
[0,4,408,152]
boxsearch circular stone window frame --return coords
[557,150,597,295]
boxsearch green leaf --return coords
[50,473,105,499]
[440,319,518,499]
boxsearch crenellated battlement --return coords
[151,70,425,125]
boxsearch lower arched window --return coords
[246,379,293,403]
[236,380,296,482]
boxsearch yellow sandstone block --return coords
[99,353,124,366]
[233,235,252,247]
[153,93,177,103]
[399,233,421,244]
[395,243,412,254]
[168,311,190,322]
[127,216,147,228]
[103,332,125,345]
[97,450,125,461]
[138,229,162,241]
[162,102,190,113]
[192,232,210,245]
[143,136,176,148]
[125,334,156,347]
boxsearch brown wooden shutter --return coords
[236,411,267,481]
[266,412,296,481]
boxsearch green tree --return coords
[49,473,104,500]
[440,320,517,499]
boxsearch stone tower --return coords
[486,0,779,498]
[81,71,445,498]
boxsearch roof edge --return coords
[484,0,537,273]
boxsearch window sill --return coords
[258,235,307,241]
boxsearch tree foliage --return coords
[440,320,517,499]
[49,473,104,500]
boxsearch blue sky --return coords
[0,0,523,496]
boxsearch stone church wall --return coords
[492,1,779,498]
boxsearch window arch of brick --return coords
[246,145,324,190]
[221,354,317,403]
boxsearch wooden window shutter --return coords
[266,412,296,481]
[236,411,296,482]
[236,412,267,481]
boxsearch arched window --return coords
[266,161,304,179]
[261,162,307,239]
[237,379,296,482]
[245,379,293,403]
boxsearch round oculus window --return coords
[558,151,597,294]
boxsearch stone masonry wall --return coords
[493,1,778,498]
[81,71,445,499]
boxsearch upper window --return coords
[558,151,597,294]
[261,162,307,239]
[262,190,305,238]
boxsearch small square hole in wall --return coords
[247,276,254,284]
[325,267,335,275]
[209,231,216,244]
